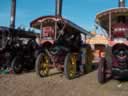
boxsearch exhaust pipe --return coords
[10,0,16,29]
[55,0,63,17]
[119,0,125,7]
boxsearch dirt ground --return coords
[0,70,128,96]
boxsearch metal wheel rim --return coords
[67,54,77,78]
[39,54,49,76]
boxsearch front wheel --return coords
[35,53,50,77]
[11,56,23,74]
[64,53,78,79]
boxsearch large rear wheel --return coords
[64,53,77,79]
[35,53,50,77]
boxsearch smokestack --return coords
[55,0,63,17]
[119,0,125,7]
[10,0,16,28]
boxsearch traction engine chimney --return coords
[10,0,16,29]
[55,0,63,17]
[119,0,125,7]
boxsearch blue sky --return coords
[0,0,123,32]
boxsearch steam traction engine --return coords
[30,0,90,79]
[96,0,128,83]
[0,0,38,73]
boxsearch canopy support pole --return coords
[109,12,112,39]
